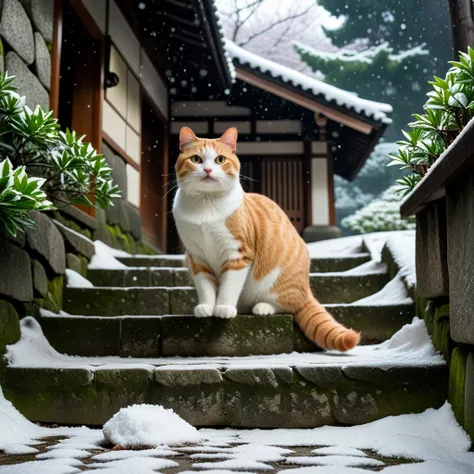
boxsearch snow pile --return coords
[307,234,365,258]
[226,40,392,124]
[103,404,203,447]
[386,232,416,288]
[88,241,128,270]
[65,269,94,288]
[351,273,413,306]
[0,386,47,454]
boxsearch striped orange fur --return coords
[173,126,360,352]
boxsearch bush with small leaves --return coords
[0,158,53,236]
[389,47,474,194]
[0,72,120,236]
[341,185,416,234]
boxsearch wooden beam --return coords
[103,131,141,172]
[50,0,62,117]
[235,67,373,135]
[448,0,474,57]
[303,141,313,228]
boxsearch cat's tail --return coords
[294,297,360,352]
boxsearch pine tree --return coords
[295,0,452,141]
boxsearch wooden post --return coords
[448,0,474,57]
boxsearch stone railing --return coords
[401,118,474,441]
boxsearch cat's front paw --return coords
[213,305,237,319]
[252,302,277,316]
[194,304,214,318]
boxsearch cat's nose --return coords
[204,168,213,175]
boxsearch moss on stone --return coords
[107,225,134,253]
[416,297,435,334]
[449,347,469,426]
[53,212,92,240]
[0,38,4,59]
[432,319,452,362]
[435,304,450,322]
[42,276,64,313]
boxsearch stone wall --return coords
[409,184,474,441]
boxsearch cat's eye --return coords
[190,155,202,164]
[215,155,226,164]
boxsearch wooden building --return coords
[47,0,392,253]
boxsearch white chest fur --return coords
[172,186,243,275]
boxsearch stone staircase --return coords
[3,242,447,429]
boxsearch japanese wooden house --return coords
[48,0,392,253]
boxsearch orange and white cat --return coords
[172,126,360,352]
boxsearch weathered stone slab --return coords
[416,200,449,299]
[63,287,170,316]
[53,220,95,259]
[5,52,49,110]
[169,287,197,314]
[449,347,469,426]
[34,31,50,89]
[66,253,85,276]
[310,272,388,304]
[0,0,34,64]
[464,352,474,440]
[87,268,174,287]
[0,239,33,302]
[32,259,47,297]
[447,170,474,344]
[117,255,185,268]
[161,314,293,357]
[126,202,141,241]
[117,199,131,233]
[154,367,223,386]
[30,0,54,43]
[26,211,65,275]
[3,367,95,424]
[0,300,20,355]
[121,317,161,357]
[224,367,292,387]
[39,316,120,356]
[310,254,370,273]
[94,207,113,247]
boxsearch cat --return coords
[172,126,360,352]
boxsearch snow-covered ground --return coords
[0,384,473,473]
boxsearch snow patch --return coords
[65,269,93,288]
[285,455,383,467]
[350,272,413,306]
[386,233,416,288]
[103,404,203,447]
[88,241,128,270]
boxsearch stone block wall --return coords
[411,180,474,441]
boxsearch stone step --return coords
[117,255,185,268]
[116,253,371,273]
[310,253,371,273]
[86,268,388,303]
[87,267,190,287]
[43,302,414,357]
[3,360,447,428]
[63,282,399,317]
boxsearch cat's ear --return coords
[219,127,238,152]
[179,127,198,151]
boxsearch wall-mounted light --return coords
[104,35,120,89]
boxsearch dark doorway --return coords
[141,99,169,252]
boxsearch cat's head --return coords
[176,127,240,195]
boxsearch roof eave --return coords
[196,0,234,90]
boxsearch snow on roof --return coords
[209,0,236,82]
[225,40,393,125]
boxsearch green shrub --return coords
[0,72,120,236]
[0,158,53,235]
[341,185,416,234]
[389,47,474,194]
